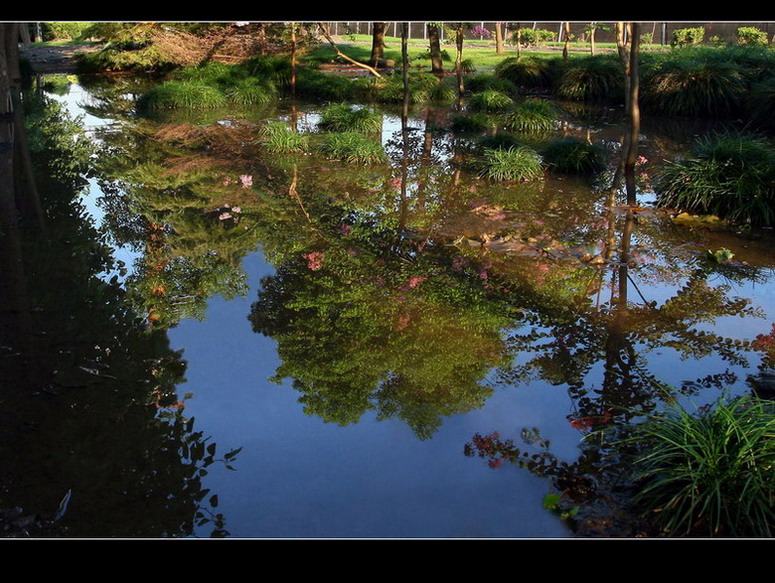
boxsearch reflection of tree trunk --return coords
[3,23,44,231]
[428,24,443,76]
[399,23,410,233]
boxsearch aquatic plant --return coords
[501,98,557,133]
[627,395,775,537]
[542,137,608,174]
[654,131,775,226]
[479,146,544,182]
[319,132,387,165]
[317,103,382,133]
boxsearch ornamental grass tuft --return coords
[479,146,544,182]
[319,132,387,165]
[626,395,775,537]
[654,131,775,226]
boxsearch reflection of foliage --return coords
[0,93,235,537]
[250,208,515,438]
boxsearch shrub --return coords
[627,395,775,537]
[501,98,557,133]
[317,103,382,133]
[512,28,555,47]
[737,27,769,46]
[671,27,705,48]
[41,22,93,41]
[319,132,387,165]
[468,89,514,112]
[479,146,544,181]
[542,137,608,174]
[654,131,775,226]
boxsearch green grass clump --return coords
[139,80,227,109]
[449,112,495,133]
[555,55,623,102]
[746,76,775,129]
[259,122,309,154]
[542,137,608,174]
[224,78,278,105]
[319,132,387,165]
[642,58,747,117]
[480,146,544,182]
[295,69,356,101]
[468,89,514,113]
[495,56,555,90]
[501,98,558,133]
[317,103,382,133]
[627,395,775,537]
[654,131,775,226]
[465,73,518,95]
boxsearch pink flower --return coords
[219,212,232,221]
[239,175,253,188]
[303,251,325,270]
[339,223,352,236]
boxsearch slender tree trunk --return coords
[590,23,596,55]
[563,22,571,60]
[290,23,297,100]
[428,23,443,76]
[624,24,641,205]
[516,23,522,59]
[455,24,464,98]
[494,22,504,54]
[370,22,386,67]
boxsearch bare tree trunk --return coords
[624,23,641,206]
[494,22,504,54]
[563,22,571,60]
[455,24,464,98]
[428,23,443,76]
[590,23,596,55]
[516,23,522,59]
[290,23,297,100]
[370,22,386,67]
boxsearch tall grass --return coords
[628,395,775,537]
[554,55,623,102]
[259,122,309,154]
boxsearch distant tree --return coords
[370,22,386,67]
[427,23,444,75]
[495,22,505,54]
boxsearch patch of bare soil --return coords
[19,43,102,74]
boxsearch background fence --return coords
[321,22,775,45]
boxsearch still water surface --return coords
[3,76,773,538]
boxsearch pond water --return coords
[1,74,774,538]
